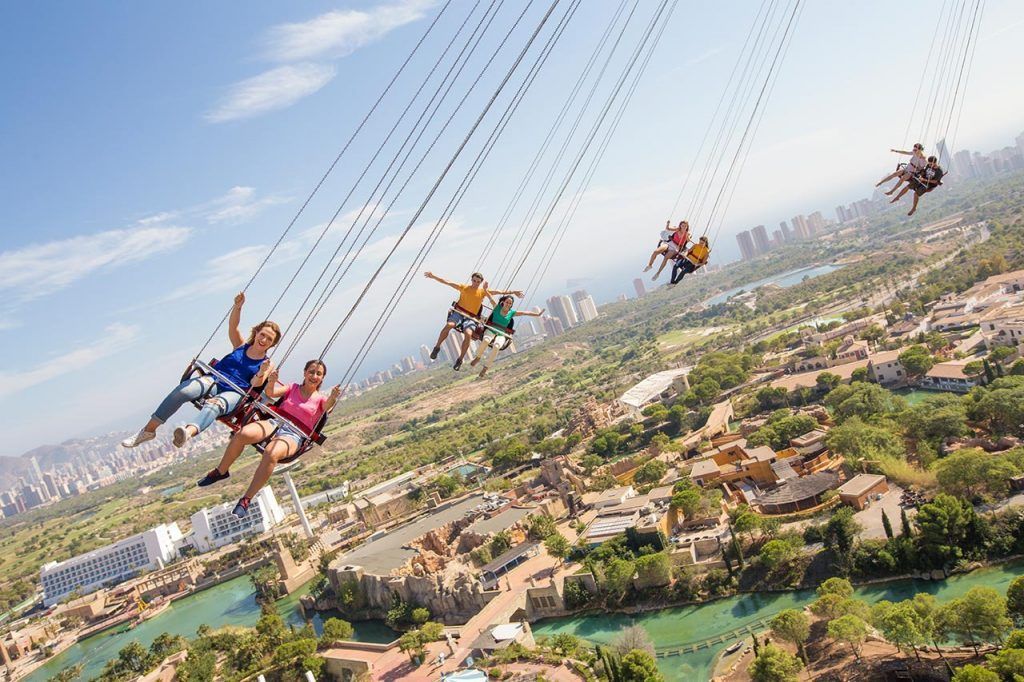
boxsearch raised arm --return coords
[890,149,912,155]
[228,292,245,348]
[423,271,461,291]
[515,308,545,318]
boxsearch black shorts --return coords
[911,179,933,196]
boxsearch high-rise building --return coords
[419,345,432,365]
[791,215,810,240]
[29,456,43,486]
[772,229,783,248]
[401,356,416,373]
[836,205,849,223]
[547,295,578,330]
[633,278,647,298]
[542,316,565,338]
[40,522,185,605]
[1016,131,1024,156]
[751,225,771,254]
[441,334,462,365]
[779,221,792,242]
[953,149,975,178]
[808,212,826,234]
[571,290,599,322]
[736,230,757,261]
[190,487,285,553]
[936,138,951,167]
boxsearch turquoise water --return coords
[159,484,184,497]
[452,463,488,478]
[26,576,396,681]
[534,560,1024,681]
[704,264,842,307]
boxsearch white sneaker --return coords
[172,426,193,448]
[121,430,155,448]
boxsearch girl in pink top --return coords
[199,359,340,518]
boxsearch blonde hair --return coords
[248,320,282,347]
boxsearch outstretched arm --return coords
[514,308,545,318]
[890,149,912,155]
[487,286,525,297]
[228,292,245,348]
[423,271,461,291]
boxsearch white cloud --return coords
[0,225,191,302]
[0,323,139,400]
[160,245,285,303]
[205,63,337,123]
[204,186,290,225]
[264,0,436,62]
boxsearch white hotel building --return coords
[189,486,285,553]
[40,522,184,606]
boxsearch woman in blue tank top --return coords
[121,292,282,450]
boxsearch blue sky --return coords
[2,0,1023,456]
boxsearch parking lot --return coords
[854,484,915,539]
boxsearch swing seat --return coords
[179,359,264,430]
[240,398,329,464]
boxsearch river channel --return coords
[26,576,395,682]
[703,263,843,307]
[534,559,1024,682]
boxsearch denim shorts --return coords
[271,419,307,449]
[447,309,478,332]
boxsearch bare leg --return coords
[457,331,473,361]
[890,185,912,203]
[653,253,673,280]
[434,322,456,349]
[141,417,161,433]
[241,439,296,500]
[215,421,276,474]
[876,171,899,187]
[645,245,667,271]
[908,193,921,216]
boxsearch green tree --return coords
[987,647,1024,680]
[899,345,935,380]
[873,600,928,660]
[602,558,636,601]
[750,644,804,682]
[48,663,84,682]
[770,609,810,664]
[903,393,969,443]
[759,540,798,572]
[817,577,854,599]
[824,383,906,423]
[148,632,186,661]
[816,372,842,393]
[915,494,975,565]
[420,621,445,641]
[634,459,668,485]
[544,533,572,568]
[1007,576,1024,625]
[256,610,287,649]
[619,649,665,682]
[951,664,1000,682]
[823,507,862,573]
[321,617,355,643]
[882,510,894,539]
[526,514,558,541]
[634,553,672,588]
[943,587,1012,656]
[827,615,869,661]
[825,416,905,465]
[934,448,1019,501]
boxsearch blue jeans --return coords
[152,376,243,434]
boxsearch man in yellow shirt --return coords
[669,236,710,285]
[424,271,523,370]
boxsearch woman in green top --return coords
[470,296,544,378]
